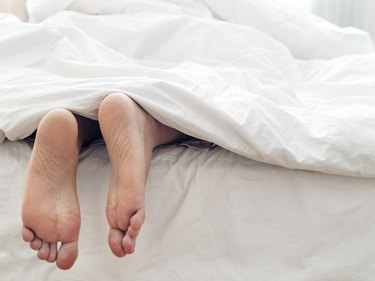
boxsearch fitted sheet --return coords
[1,140,375,280]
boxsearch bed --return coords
[1,0,375,280]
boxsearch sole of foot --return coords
[22,108,81,270]
[98,93,183,257]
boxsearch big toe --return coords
[56,240,79,270]
[108,228,127,257]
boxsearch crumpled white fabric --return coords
[195,0,375,59]
[1,0,375,177]
[26,0,213,22]
[26,0,374,59]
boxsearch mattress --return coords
[1,140,375,280]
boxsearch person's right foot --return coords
[98,93,183,257]
[22,109,81,270]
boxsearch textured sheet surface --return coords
[1,140,375,280]
[0,0,375,177]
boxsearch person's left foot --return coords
[98,93,183,257]
[22,109,81,270]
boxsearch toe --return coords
[126,225,140,239]
[22,226,35,242]
[56,240,78,270]
[37,241,50,260]
[116,205,131,231]
[121,210,145,254]
[47,242,57,263]
[108,228,126,257]
[130,209,145,232]
[122,234,135,254]
[30,237,42,250]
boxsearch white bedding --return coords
[0,0,375,178]
[2,140,375,280]
[1,0,375,279]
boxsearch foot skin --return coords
[99,93,184,257]
[22,109,81,270]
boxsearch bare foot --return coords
[98,93,184,257]
[22,109,81,270]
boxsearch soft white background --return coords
[0,0,373,40]
[282,0,314,11]
[0,0,314,19]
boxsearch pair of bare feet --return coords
[21,93,184,270]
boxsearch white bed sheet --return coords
[1,140,375,280]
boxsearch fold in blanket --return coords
[1,0,375,177]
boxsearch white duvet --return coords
[1,0,375,177]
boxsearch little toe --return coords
[30,237,42,250]
[56,240,78,270]
[47,242,57,263]
[37,241,50,260]
[108,228,126,257]
[22,226,35,242]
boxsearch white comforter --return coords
[1,0,375,177]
